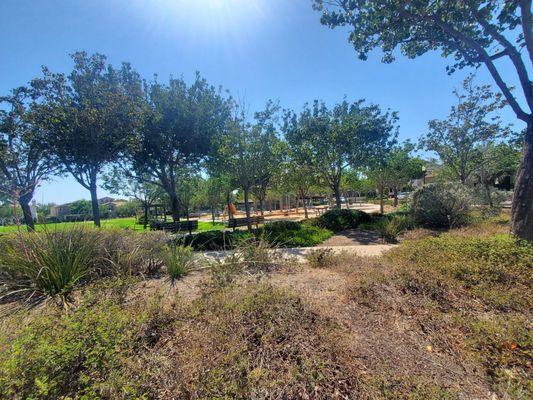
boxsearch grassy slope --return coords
[0,218,225,234]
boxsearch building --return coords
[50,197,127,221]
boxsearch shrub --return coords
[176,230,254,251]
[160,245,199,283]
[410,182,473,228]
[209,238,281,288]
[98,229,168,277]
[264,220,301,233]
[371,214,415,243]
[264,221,333,247]
[316,209,371,231]
[0,228,97,305]
[179,223,332,250]
[0,228,169,307]
[0,283,163,399]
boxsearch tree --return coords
[250,103,286,216]
[214,102,281,231]
[0,86,60,230]
[102,168,163,229]
[420,76,510,184]
[34,52,143,227]
[176,169,202,221]
[368,142,424,213]
[128,74,231,222]
[69,199,92,216]
[312,0,533,239]
[283,99,397,208]
[474,142,521,207]
[192,176,227,224]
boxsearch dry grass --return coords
[124,282,360,399]
[1,213,530,399]
[341,229,532,399]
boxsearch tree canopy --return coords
[312,0,533,239]
[0,86,60,229]
[283,99,398,208]
[33,52,143,226]
[128,73,232,221]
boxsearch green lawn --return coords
[0,218,225,234]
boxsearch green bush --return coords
[264,220,333,247]
[370,214,415,243]
[315,209,371,231]
[0,283,161,399]
[266,225,332,247]
[178,223,332,250]
[176,230,254,251]
[263,220,301,233]
[410,182,473,228]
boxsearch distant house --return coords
[50,197,127,221]
[49,203,72,219]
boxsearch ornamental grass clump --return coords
[0,227,97,306]
[160,245,200,283]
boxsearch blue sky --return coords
[0,0,523,204]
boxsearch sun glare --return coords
[146,0,267,37]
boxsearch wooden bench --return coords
[150,220,198,234]
[227,216,265,231]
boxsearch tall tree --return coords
[0,86,60,230]
[283,99,397,208]
[420,76,510,184]
[214,102,281,231]
[128,74,231,221]
[313,0,533,239]
[250,102,286,216]
[34,52,143,227]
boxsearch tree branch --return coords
[432,16,530,122]
[471,6,533,113]
[520,0,533,67]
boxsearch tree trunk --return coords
[511,121,533,240]
[90,183,101,227]
[243,187,252,232]
[484,182,494,208]
[18,195,35,231]
[379,185,384,215]
[393,186,399,208]
[300,188,309,219]
[333,184,342,209]
[259,198,265,216]
[226,192,233,221]
[143,202,149,229]
[211,205,216,225]
[170,193,180,222]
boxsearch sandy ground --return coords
[198,203,383,222]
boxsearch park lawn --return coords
[0,218,225,234]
